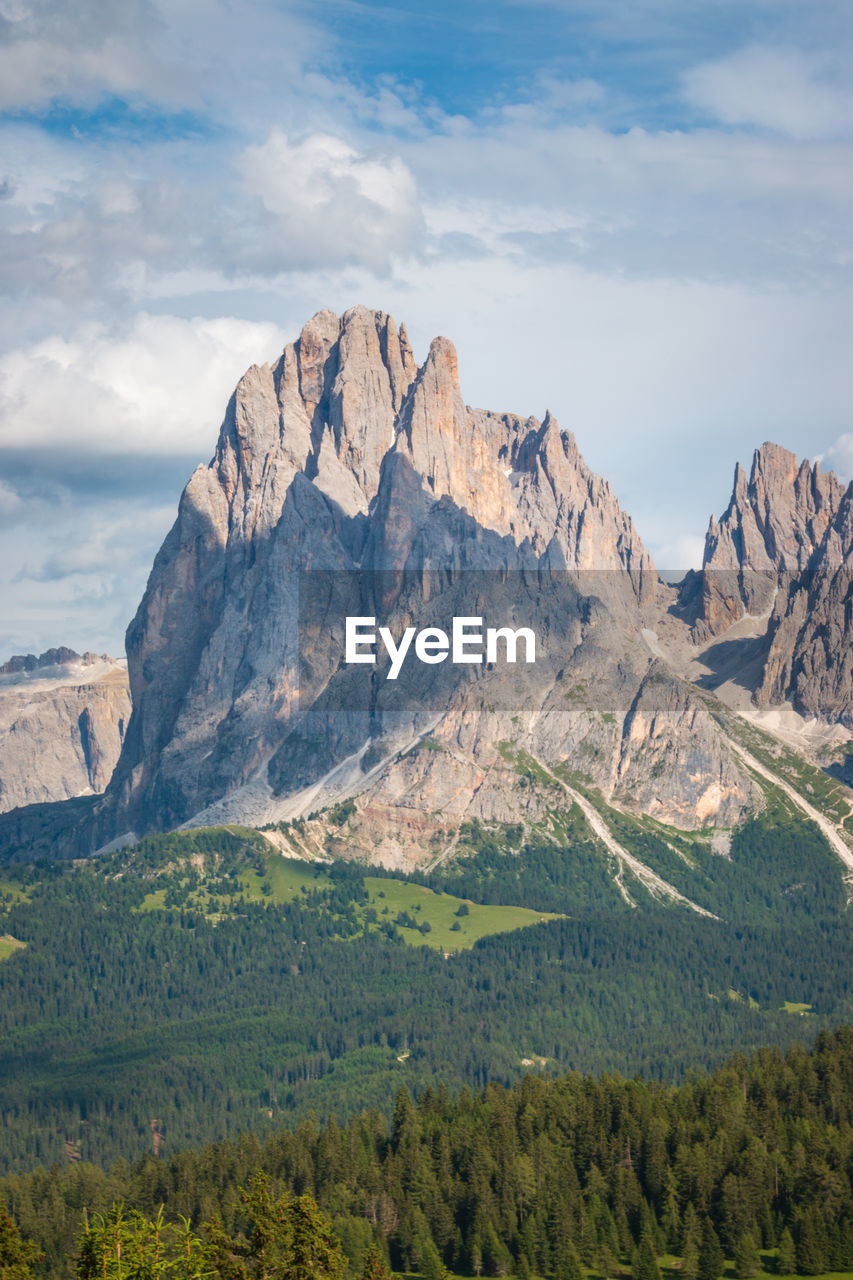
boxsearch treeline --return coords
[376,805,847,925]
[4,1029,853,1280]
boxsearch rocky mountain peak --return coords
[208,306,419,529]
[696,442,844,636]
[83,305,669,847]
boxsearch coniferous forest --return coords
[1,817,852,1173]
[3,1028,853,1280]
[3,816,853,1279]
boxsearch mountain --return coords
[756,485,853,728]
[693,443,844,639]
[57,305,765,866]
[1,308,852,895]
[686,442,853,731]
[0,650,130,812]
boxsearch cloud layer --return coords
[0,0,851,655]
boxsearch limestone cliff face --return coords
[11,313,853,867]
[393,338,654,598]
[695,443,844,637]
[13,306,762,860]
[756,488,853,726]
[0,654,130,812]
[690,442,853,728]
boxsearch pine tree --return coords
[733,1233,762,1280]
[631,1236,662,1280]
[416,1233,445,1280]
[682,1235,700,1280]
[360,1244,392,1280]
[288,1194,346,1280]
[597,1239,619,1280]
[776,1229,795,1277]
[697,1219,724,1280]
[554,1241,584,1280]
[794,1211,827,1277]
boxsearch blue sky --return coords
[0,0,852,654]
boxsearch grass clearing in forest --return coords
[0,934,25,961]
[236,854,330,903]
[0,878,30,906]
[127,834,563,952]
[363,876,562,951]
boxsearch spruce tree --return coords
[776,1229,795,1277]
[733,1233,762,1280]
[698,1219,725,1280]
[360,1244,393,1280]
[631,1236,662,1280]
[554,1241,584,1280]
[794,1211,827,1277]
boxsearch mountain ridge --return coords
[1,307,852,891]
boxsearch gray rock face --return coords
[756,488,853,725]
[687,440,853,727]
[0,655,130,812]
[695,443,844,637]
[76,305,755,859]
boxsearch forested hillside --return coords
[4,1028,853,1280]
[1,818,852,1173]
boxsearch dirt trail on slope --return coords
[727,739,853,898]
[528,754,718,918]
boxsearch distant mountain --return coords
[0,652,130,812]
[0,646,84,675]
[686,442,853,729]
[692,442,844,637]
[1,308,852,902]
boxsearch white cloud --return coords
[0,0,319,121]
[683,45,853,140]
[817,433,853,485]
[0,0,167,112]
[0,496,179,657]
[239,130,424,274]
[0,313,285,456]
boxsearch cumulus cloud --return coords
[239,130,424,274]
[0,313,285,455]
[683,45,853,140]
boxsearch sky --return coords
[0,0,851,657]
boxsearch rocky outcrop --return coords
[0,654,130,812]
[687,441,853,728]
[694,443,844,637]
[756,488,853,726]
[0,646,83,675]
